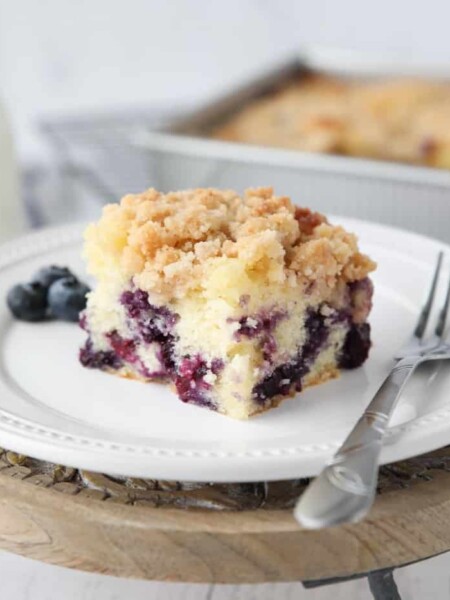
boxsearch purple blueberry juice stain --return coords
[121,288,178,342]
[261,335,277,360]
[81,281,372,411]
[231,307,286,362]
[106,330,168,379]
[80,287,180,378]
[119,287,180,374]
[348,277,374,323]
[325,279,373,326]
[120,289,149,319]
[210,358,224,374]
[252,360,302,403]
[79,312,88,331]
[234,309,286,338]
[348,277,373,296]
[252,308,329,404]
[81,287,224,409]
[106,330,137,363]
[174,355,223,409]
[252,292,373,404]
[79,339,122,370]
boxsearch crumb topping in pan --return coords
[213,75,450,168]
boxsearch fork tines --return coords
[414,251,450,343]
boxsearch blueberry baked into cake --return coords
[80,187,376,419]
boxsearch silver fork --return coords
[294,251,450,529]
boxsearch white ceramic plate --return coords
[0,219,449,482]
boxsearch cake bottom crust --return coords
[93,359,341,418]
[250,362,340,417]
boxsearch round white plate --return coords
[0,219,449,482]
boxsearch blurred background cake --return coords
[1,1,450,239]
[213,76,450,169]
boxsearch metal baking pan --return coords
[134,48,450,243]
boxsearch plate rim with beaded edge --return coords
[0,217,449,482]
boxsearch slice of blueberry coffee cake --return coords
[80,187,376,419]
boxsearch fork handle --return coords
[294,356,420,529]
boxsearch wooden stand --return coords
[0,448,450,584]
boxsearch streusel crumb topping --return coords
[85,187,376,300]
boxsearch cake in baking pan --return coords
[213,76,450,169]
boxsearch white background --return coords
[1,0,450,161]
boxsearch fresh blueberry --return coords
[7,283,48,322]
[31,265,74,291]
[48,276,90,322]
